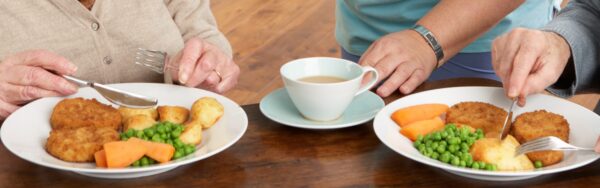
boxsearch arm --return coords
[164,0,232,57]
[419,0,525,63]
[360,0,526,97]
[542,0,600,97]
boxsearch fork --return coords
[134,48,174,84]
[515,136,595,156]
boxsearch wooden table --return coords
[1,78,599,187]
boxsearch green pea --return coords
[461,143,469,150]
[424,134,432,141]
[140,157,149,166]
[173,151,183,159]
[440,131,448,139]
[434,132,442,141]
[425,140,433,147]
[157,126,166,134]
[431,142,439,150]
[431,152,439,160]
[161,133,169,140]
[485,164,496,171]
[125,129,135,137]
[165,125,172,132]
[418,145,426,153]
[414,141,422,148]
[459,161,466,167]
[135,131,145,138]
[174,139,184,148]
[490,164,497,171]
[478,162,487,169]
[120,134,128,141]
[171,130,181,138]
[151,134,161,141]
[471,162,479,169]
[451,157,460,166]
[166,139,174,146]
[145,128,156,137]
[436,145,446,153]
[466,159,473,167]
[534,161,543,168]
[440,153,451,163]
[448,145,457,153]
[417,135,424,142]
[184,145,196,155]
[132,160,141,167]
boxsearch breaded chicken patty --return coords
[46,126,119,162]
[511,110,570,166]
[50,98,122,131]
[446,102,507,138]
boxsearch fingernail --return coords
[64,83,78,93]
[70,64,78,73]
[508,88,518,97]
[180,73,188,84]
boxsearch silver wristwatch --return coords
[411,24,444,62]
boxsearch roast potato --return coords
[157,106,190,124]
[190,97,224,129]
[118,107,158,122]
[179,120,203,145]
[470,135,534,171]
[124,114,157,131]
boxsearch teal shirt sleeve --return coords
[335,0,555,56]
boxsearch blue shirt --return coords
[336,0,555,55]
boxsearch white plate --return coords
[259,88,384,130]
[0,83,248,179]
[373,86,600,181]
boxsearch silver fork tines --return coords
[135,48,168,74]
[135,48,174,84]
[515,136,594,156]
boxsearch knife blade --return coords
[500,99,517,140]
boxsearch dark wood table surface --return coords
[1,78,599,187]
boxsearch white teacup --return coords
[281,57,379,121]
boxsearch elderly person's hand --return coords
[169,37,240,94]
[359,30,438,97]
[0,50,78,120]
[491,28,572,106]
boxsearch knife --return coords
[500,99,517,140]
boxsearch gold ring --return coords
[214,70,223,81]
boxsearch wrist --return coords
[545,31,572,66]
[410,25,444,65]
[405,29,438,71]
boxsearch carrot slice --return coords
[391,104,449,127]
[400,117,445,141]
[94,150,107,168]
[128,138,175,163]
[104,141,146,168]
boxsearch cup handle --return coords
[355,66,379,96]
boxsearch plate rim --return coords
[373,86,600,177]
[0,83,248,174]
[259,88,384,130]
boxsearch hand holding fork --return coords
[136,37,240,94]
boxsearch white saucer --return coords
[259,88,384,130]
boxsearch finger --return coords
[507,45,540,98]
[376,62,414,97]
[372,55,403,83]
[0,99,19,120]
[496,31,523,94]
[215,62,240,93]
[199,72,221,89]
[519,65,557,103]
[358,40,387,67]
[517,95,526,107]
[20,50,78,75]
[398,68,427,94]
[178,38,204,84]
[0,83,63,105]
[595,136,600,153]
[185,51,218,87]
[7,66,77,94]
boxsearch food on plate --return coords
[414,124,496,170]
[50,98,122,131]
[470,135,534,171]
[511,110,570,166]
[46,126,119,162]
[179,120,203,145]
[191,97,224,129]
[119,121,197,165]
[46,96,224,168]
[446,102,507,138]
[391,103,449,127]
[397,102,571,171]
[102,140,147,168]
[118,107,158,123]
[158,106,190,124]
[124,114,157,131]
[400,116,444,141]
